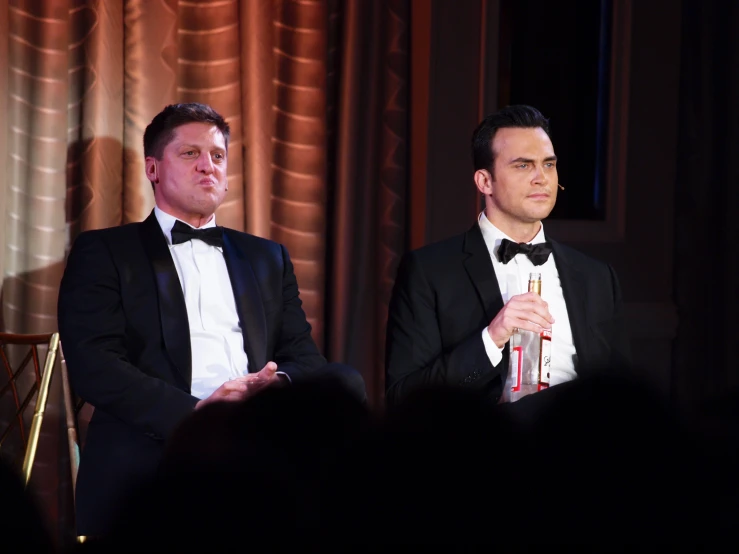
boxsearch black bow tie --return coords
[497,238,553,266]
[171,220,224,248]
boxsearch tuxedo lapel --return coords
[222,231,267,372]
[139,212,192,388]
[550,240,591,372]
[462,224,505,323]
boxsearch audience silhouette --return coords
[17,369,739,552]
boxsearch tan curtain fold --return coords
[328,0,383,396]
[375,0,409,404]
[0,0,9,283]
[121,0,178,223]
[66,0,125,236]
[240,0,275,238]
[271,0,330,350]
[179,0,245,230]
[3,1,70,334]
[328,0,409,405]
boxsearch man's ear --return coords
[145,157,158,183]
[474,169,494,196]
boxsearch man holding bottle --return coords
[384,105,632,406]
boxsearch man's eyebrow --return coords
[177,143,226,151]
[507,156,558,164]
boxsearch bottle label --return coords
[511,346,522,391]
[538,334,552,390]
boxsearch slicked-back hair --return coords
[471,105,551,174]
[143,102,231,160]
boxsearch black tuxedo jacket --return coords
[57,211,326,535]
[385,223,631,406]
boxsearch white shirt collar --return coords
[477,211,546,261]
[154,205,217,246]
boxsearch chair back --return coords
[58,342,91,543]
[0,332,60,486]
[59,343,89,501]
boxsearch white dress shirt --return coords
[154,206,249,399]
[478,212,578,386]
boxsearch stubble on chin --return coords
[187,193,221,218]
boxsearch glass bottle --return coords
[504,272,551,402]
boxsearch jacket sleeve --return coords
[606,263,633,369]
[384,251,504,407]
[58,232,199,442]
[268,244,327,382]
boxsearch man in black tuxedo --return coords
[385,105,631,407]
[58,103,365,537]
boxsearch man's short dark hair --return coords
[471,105,551,173]
[143,103,231,160]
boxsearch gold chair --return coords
[59,342,90,544]
[0,332,60,486]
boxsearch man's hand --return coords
[487,291,555,348]
[242,361,281,396]
[195,362,280,410]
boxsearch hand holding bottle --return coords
[486,291,555,349]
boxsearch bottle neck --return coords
[528,279,541,295]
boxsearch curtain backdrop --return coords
[0,0,409,544]
[673,0,739,419]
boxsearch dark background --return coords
[411,0,738,420]
[502,0,610,220]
